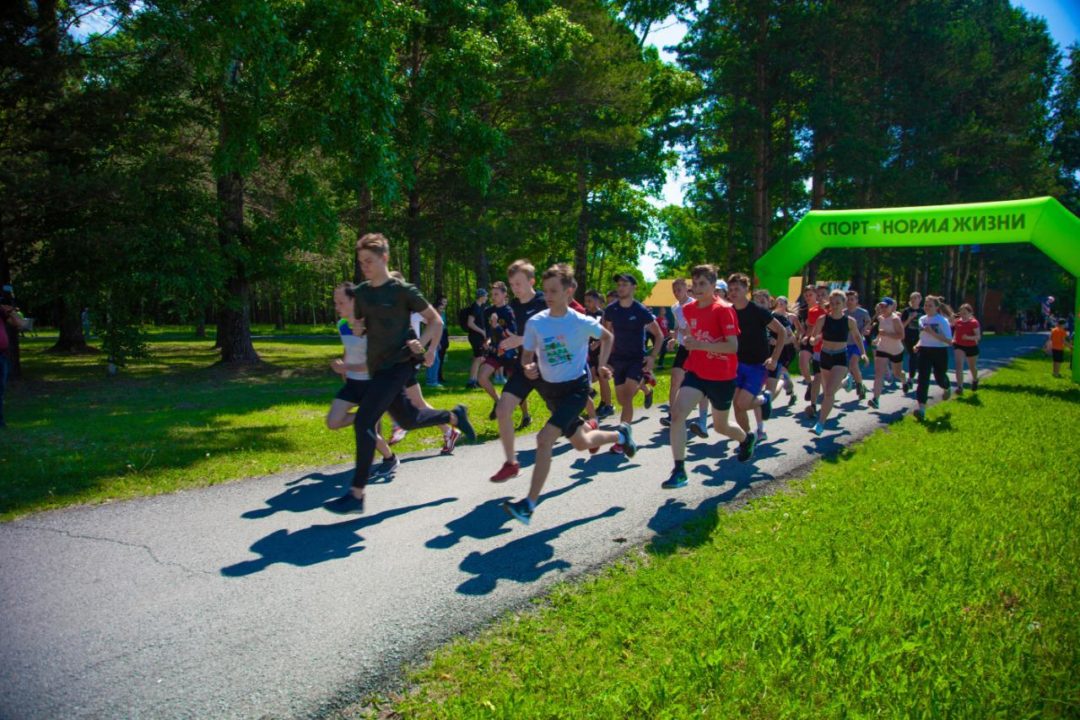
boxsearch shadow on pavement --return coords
[221,497,457,577]
[241,469,352,519]
[455,506,624,595]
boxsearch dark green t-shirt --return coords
[353,278,430,373]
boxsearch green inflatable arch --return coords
[752,196,1080,382]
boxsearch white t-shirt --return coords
[338,323,370,380]
[409,312,422,339]
[523,309,604,383]
[918,314,953,348]
[672,299,690,345]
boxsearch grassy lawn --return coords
[1,328,670,521]
[366,355,1079,719]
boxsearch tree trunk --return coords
[406,186,421,285]
[194,306,207,338]
[216,167,259,365]
[48,299,92,353]
[751,9,771,264]
[959,246,974,305]
[353,184,372,283]
[976,253,987,319]
[433,239,445,301]
[573,163,590,301]
[476,235,490,292]
[724,166,737,273]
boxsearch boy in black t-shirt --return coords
[900,291,924,392]
[727,274,786,443]
[464,288,489,388]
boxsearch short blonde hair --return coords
[357,233,390,256]
[507,259,535,280]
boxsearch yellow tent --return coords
[642,279,677,308]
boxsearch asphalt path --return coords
[0,334,1045,719]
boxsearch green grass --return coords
[1,330,669,521]
[369,355,1079,719]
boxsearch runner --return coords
[901,291,924,392]
[844,290,872,400]
[489,259,548,482]
[773,294,800,404]
[758,291,797,412]
[801,285,829,418]
[326,283,402,480]
[808,289,867,435]
[1048,317,1072,377]
[603,273,662,453]
[663,264,756,490]
[584,289,615,418]
[727,274,784,442]
[476,281,516,420]
[869,297,905,409]
[463,288,489,389]
[952,303,982,393]
[913,295,953,419]
[502,264,633,525]
[661,278,708,433]
[325,234,475,515]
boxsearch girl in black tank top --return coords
[822,314,850,343]
[811,290,866,437]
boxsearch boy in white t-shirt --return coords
[502,264,635,525]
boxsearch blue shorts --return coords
[735,362,767,396]
[846,344,861,360]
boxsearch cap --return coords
[476,288,488,296]
[612,273,637,285]
[881,296,895,306]
[715,279,728,292]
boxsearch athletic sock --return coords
[674,460,685,472]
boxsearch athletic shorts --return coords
[767,345,796,379]
[404,369,419,389]
[876,350,904,364]
[846,344,863,361]
[735,362,768,396]
[483,354,514,371]
[536,374,590,438]
[1052,349,1065,363]
[820,348,847,371]
[954,344,980,357]
[681,371,735,411]
[334,378,370,404]
[800,339,813,353]
[609,356,645,385]
[673,345,690,370]
[812,352,821,375]
[468,334,486,358]
[502,365,536,401]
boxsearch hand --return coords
[644,356,656,373]
[764,357,777,371]
[406,339,424,355]
[682,337,698,351]
[423,349,436,367]
[524,362,540,379]
[598,365,613,380]
[860,354,868,365]
[330,358,346,376]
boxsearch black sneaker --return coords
[488,403,498,421]
[517,414,532,430]
[868,397,880,409]
[453,404,476,443]
[618,422,637,458]
[325,493,365,515]
[972,379,979,391]
[369,455,399,479]
[803,386,811,402]
[662,466,688,489]
[644,390,653,409]
[596,403,614,418]
[502,498,534,525]
[736,432,757,463]
[689,421,708,439]
[760,391,772,421]
[660,415,672,427]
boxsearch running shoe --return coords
[660,415,672,427]
[489,461,521,482]
[369,455,399,479]
[610,443,625,455]
[956,386,964,396]
[812,422,824,436]
[913,407,925,420]
[903,380,912,393]
[857,384,866,401]
[389,426,408,445]
[517,414,532,431]
[804,386,811,402]
[757,429,768,441]
[736,432,757,462]
[324,493,365,515]
[942,386,951,401]
[784,377,795,396]
[596,403,615,418]
[868,397,880,409]
[502,498,534,525]
[788,393,797,407]
[689,421,708,439]
[804,404,816,419]
[760,391,773,421]
[972,379,979,391]
[453,404,476,443]
[465,380,478,390]
[441,427,463,455]
[845,375,853,392]
[617,422,637,458]
[488,403,498,421]
[644,389,654,409]
[585,419,599,454]
[662,467,688,489]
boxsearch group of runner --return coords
[323,232,987,523]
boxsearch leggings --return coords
[351,362,452,489]
[916,346,949,404]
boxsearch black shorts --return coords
[680,371,735,411]
[954,344,980,357]
[673,345,690,370]
[468,334,486,358]
[536,374,590,438]
[768,345,795,378]
[502,365,536,401]
[1052,349,1065,363]
[819,348,847,371]
[404,369,419,389]
[800,339,813,353]
[876,350,904,363]
[609,356,645,385]
[334,378,369,404]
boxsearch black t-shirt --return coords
[353,278,430,373]
[735,302,775,365]
[901,307,924,342]
[509,291,546,364]
[769,311,792,345]
[603,300,655,359]
[468,302,488,339]
[486,304,517,360]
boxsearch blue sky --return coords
[638,0,1080,279]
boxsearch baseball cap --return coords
[476,288,488,297]
[715,279,728,292]
[881,296,895,306]
[612,273,637,285]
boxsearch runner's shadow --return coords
[567,454,640,480]
[241,469,351,519]
[801,429,854,460]
[455,506,624,595]
[917,411,955,433]
[221,497,456,577]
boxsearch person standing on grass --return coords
[664,264,757,490]
[501,264,633,525]
[0,293,19,428]
[727,273,784,443]
[326,283,403,480]
[912,295,953,420]
[808,289,867,436]
[1047,318,1071,377]
[488,259,547,483]
[952,303,981,393]
[901,291,924,392]
[662,278,709,433]
[603,273,663,454]
[324,234,475,515]
[476,282,517,420]
[844,290,872,400]
[869,297,905,409]
[584,289,615,419]
[464,288,489,389]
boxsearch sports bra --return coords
[822,314,850,343]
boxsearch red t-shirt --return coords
[682,299,740,381]
[953,318,980,347]
[807,305,828,353]
[569,298,586,314]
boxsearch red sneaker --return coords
[489,461,521,483]
[440,427,462,455]
[585,419,599,454]
[610,443,625,456]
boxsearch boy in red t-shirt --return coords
[1047,318,1072,377]
[663,264,756,490]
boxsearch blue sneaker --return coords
[324,492,365,515]
[453,404,476,443]
[617,422,637,458]
[812,421,824,436]
[502,498,534,525]
[662,467,688,489]
[760,391,773,421]
[736,432,757,462]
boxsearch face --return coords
[616,279,635,299]
[753,292,769,309]
[542,277,571,307]
[910,293,922,308]
[830,294,845,312]
[585,295,599,312]
[492,287,507,305]
[728,281,747,302]
[477,294,487,305]
[690,275,714,302]
[673,282,688,302]
[816,288,828,304]
[846,294,857,309]
[333,288,352,319]
[357,249,387,280]
[803,288,816,304]
[777,299,788,313]
[959,306,971,318]
[924,298,938,314]
[508,271,534,299]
